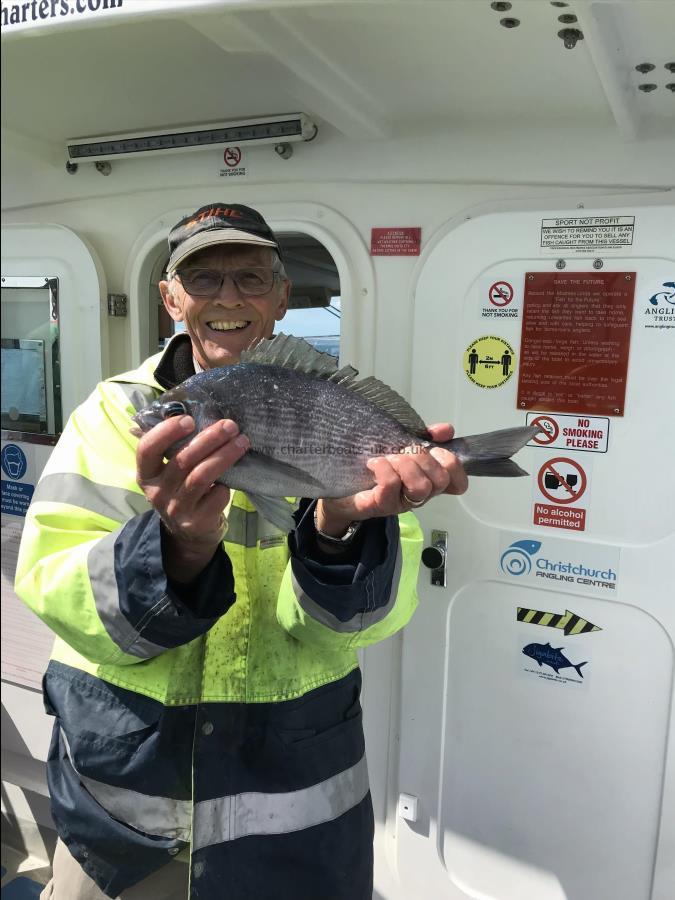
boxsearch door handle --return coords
[421,529,447,587]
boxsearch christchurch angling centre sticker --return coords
[498,532,620,598]
[463,336,515,388]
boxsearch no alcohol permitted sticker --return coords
[533,456,591,532]
[537,457,587,504]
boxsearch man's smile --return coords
[207,320,251,332]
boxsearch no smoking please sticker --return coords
[526,413,610,453]
[533,456,592,532]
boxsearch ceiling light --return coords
[66,113,317,164]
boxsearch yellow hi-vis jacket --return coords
[15,335,424,899]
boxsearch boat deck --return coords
[1,844,50,898]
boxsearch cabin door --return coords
[393,200,675,900]
[2,224,106,777]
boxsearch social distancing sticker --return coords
[463,336,515,388]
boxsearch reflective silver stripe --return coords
[87,530,168,659]
[225,504,286,549]
[225,505,258,548]
[114,381,158,412]
[32,473,151,522]
[61,729,191,841]
[193,753,369,851]
[291,540,403,633]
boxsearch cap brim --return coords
[167,229,278,272]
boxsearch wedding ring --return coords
[401,491,426,508]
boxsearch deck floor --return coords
[1,846,50,898]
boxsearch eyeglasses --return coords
[175,267,281,298]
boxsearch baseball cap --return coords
[167,203,281,272]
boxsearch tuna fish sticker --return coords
[519,635,591,688]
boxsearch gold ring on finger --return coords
[401,491,426,508]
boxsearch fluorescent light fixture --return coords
[66,113,317,163]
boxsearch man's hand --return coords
[316,423,468,537]
[136,415,249,582]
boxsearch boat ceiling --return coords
[2,0,674,151]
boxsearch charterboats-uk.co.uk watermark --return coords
[1,0,122,29]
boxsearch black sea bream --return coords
[132,334,540,530]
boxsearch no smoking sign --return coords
[489,281,514,307]
[220,146,248,178]
[529,414,559,445]
[480,275,520,319]
[224,146,242,167]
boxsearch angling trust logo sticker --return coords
[463,336,515,388]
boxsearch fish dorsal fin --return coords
[346,376,429,437]
[240,333,340,379]
[241,333,429,437]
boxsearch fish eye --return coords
[162,401,187,419]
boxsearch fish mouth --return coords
[207,320,251,333]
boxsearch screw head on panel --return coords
[558,28,583,49]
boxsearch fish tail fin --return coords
[574,661,588,679]
[440,425,540,478]
[461,458,529,477]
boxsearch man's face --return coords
[159,245,290,369]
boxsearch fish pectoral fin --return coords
[245,451,325,491]
[246,493,297,533]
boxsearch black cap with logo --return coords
[167,203,281,272]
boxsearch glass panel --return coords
[275,233,341,358]
[1,340,47,432]
[1,280,62,436]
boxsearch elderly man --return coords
[17,203,467,900]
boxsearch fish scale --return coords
[132,334,542,531]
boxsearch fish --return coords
[522,642,588,679]
[132,333,542,531]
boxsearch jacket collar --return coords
[153,333,196,389]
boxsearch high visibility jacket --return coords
[15,335,424,900]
